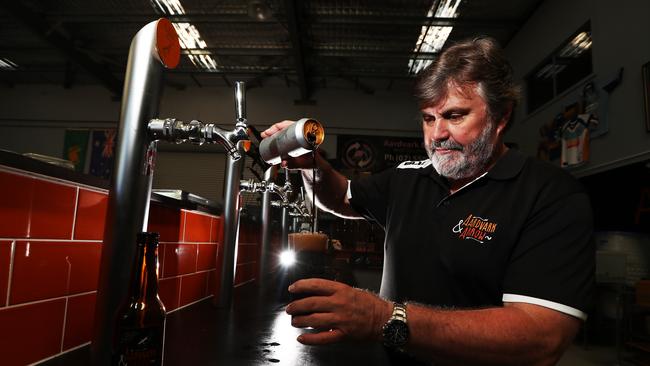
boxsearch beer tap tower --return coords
[240,167,295,263]
[92,19,250,364]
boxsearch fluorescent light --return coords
[150,0,185,15]
[151,0,219,71]
[0,58,18,70]
[173,22,206,49]
[558,31,592,58]
[409,0,462,74]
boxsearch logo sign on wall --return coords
[337,135,427,173]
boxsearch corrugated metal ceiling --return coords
[0,0,542,101]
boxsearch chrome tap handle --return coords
[240,179,268,193]
[234,81,246,127]
[282,168,293,196]
[148,118,204,145]
[148,82,249,160]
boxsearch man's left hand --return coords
[285,278,392,345]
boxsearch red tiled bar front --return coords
[0,166,265,366]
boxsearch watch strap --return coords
[391,302,407,323]
[382,301,409,349]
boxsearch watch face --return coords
[383,320,409,347]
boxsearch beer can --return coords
[259,118,325,165]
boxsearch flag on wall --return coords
[62,129,90,173]
[89,129,117,179]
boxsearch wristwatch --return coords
[382,302,409,349]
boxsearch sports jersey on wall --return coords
[560,113,598,168]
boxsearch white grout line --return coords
[209,216,214,243]
[166,295,213,314]
[26,180,34,238]
[194,242,199,272]
[234,278,256,288]
[181,211,187,243]
[159,269,216,281]
[0,166,108,193]
[158,241,218,245]
[60,297,69,352]
[159,242,166,280]
[181,208,219,219]
[65,256,72,298]
[29,341,91,366]
[70,187,80,240]
[0,238,103,243]
[6,240,16,306]
[0,290,96,311]
[65,290,96,299]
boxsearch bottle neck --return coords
[143,242,160,299]
[129,241,160,303]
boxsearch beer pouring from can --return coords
[259,118,324,165]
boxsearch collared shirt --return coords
[349,149,594,320]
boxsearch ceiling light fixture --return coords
[248,0,273,21]
[409,0,461,75]
[0,58,18,70]
[150,0,219,71]
[558,31,592,58]
[150,0,184,15]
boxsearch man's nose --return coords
[429,119,450,142]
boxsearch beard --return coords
[425,122,496,181]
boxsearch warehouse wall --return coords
[0,81,421,158]
[505,0,650,176]
[0,82,421,200]
[0,81,420,201]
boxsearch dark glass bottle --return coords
[113,232,166,365]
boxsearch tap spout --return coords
[271,199,311,219]
[240,179,291,204]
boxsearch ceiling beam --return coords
[284,0,313,104]
[4,67,415,79]
[2,46,438,60]
[23,13,518,29]
[1,2,123,96]
[309,16,519,29]
[318,58,375,95]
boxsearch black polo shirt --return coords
[349,149,594,320]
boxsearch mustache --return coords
[430,139,463,151]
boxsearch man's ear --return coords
[496,104,513,135]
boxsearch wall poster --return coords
[335,134,427,177]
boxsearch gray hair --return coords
[414,37,521,128]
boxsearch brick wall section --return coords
[0,167,267,365]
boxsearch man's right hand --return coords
[262,120,319,170]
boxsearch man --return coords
[262,37,594,365]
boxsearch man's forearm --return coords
[301,153,361,219]
[404,303,579,366]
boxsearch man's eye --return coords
[422,116,435,124]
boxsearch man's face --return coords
[421,83,503,181]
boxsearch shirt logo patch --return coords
[452,213,497,244]
[396,160,432,169]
